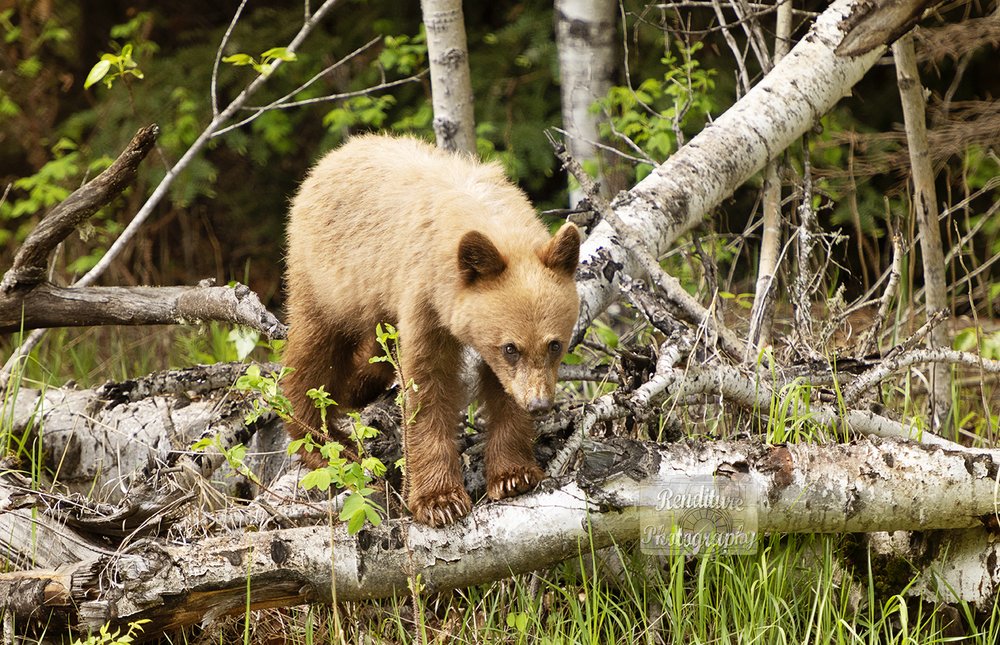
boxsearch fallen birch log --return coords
[4,436,1000,632]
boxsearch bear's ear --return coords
[539,222,581,277]
[458,231,507,285]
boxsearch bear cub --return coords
[283,134,580,527]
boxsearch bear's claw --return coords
[487,465,544,501]
[410,487,473,528]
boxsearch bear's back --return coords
[286,135,551,329]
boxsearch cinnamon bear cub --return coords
[283,134,580,527]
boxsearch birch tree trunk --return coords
[573,0,935,341]
[892,34,951,430]
[420,0,477,153]
[555,0,616,205]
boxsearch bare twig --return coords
[710,0,751,96]
[213,72,425,137]
[791,135,824,361]
[78,0,344,291]
[548,132,745,358]
[210,0,249,118]
[744,0,793,357]
[894,33,951,429]
[844,347,1000,404]
[859,225,903,356]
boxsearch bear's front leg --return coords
[479,363,545,500]
[400,323,472,527]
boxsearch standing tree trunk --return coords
[554,0,616,205]
[421,0,477,153]
[893,33,951,430]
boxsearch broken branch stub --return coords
[0,124,159,293]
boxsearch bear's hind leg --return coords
[283,316,359,467]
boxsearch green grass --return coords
[179,534,994,644]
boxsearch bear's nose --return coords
[527,397,553,414]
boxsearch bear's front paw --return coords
[487,464,544,501]
[410,487,473,527]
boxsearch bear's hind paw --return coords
[487,465,544,501]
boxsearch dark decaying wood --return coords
[0,125,160,294]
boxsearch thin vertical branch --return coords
[791,134,822,360]
[744,0,793,359]
[893,33,951,430]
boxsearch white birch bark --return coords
[555,0,616,205]
[893,34,951,430]
[910,527,1000,608]
[8,437,1000,630]
[574,0,890,340]
[420,0,476,153]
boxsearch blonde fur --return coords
[284,134,580,527]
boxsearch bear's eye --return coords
[548,340,563,355]
[501,343,520,364]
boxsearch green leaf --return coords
[561,351,583,365]
[84,59,111,89]
[262,47,296,62]
[222,53,254,66]
[347,509,366,534]
[339,491,365,520]
[364,505,383,527]
[300,468,332,491]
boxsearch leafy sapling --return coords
[235,364,386,534]
[84,43,144,90]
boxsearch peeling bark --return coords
[5,437,1000,633]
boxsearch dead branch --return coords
[746,0,793,356]
[835,0,943,57]
[549,135,745,358]
[858,228,903,355]
[0,125,159,294]
[894,32,951,429]
[0,281,286,339]
[843,346,1000,403]
[573,0,922,342]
